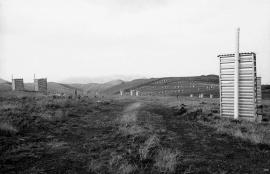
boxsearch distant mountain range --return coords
[60,75,146,84]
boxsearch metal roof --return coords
[217,52,255,58]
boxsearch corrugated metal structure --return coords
[34,78,47,93]
[256,77,262,106]
[12,79,24,91]
[256,77,262,121]
[218,52,261,121]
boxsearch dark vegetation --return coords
[1,92,270,173]
[262,85,270,99]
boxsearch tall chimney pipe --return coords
[234,28,240,119]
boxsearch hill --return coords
[0,81,82,95]
[60,75,145,84]
[0,78,10,84]
[0,78,11,91]
[24,82,83,95]
[103,75,220,97]
[0,78,124,96]
[67,80,124,95]
[102,78,158,95]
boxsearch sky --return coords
[0,0,270,83]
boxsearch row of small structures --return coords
[11,77,47,93]
[120,89,214,98]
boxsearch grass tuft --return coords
[139,134,160,160]
[154,148,180,173]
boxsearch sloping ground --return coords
[0,78,10,84]
[0,95,269,173]
[105,75,219,97]
[102,78,158,95]
[25,82,82,95]
[0,78,12,91]
[0,83,12,91]
[68,80,124,95]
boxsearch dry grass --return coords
[119,124,147,136]
[120,112,138,125]
[139,134,160,160]
[0,121,18,135]
[109,153,137,174]
[40,109,68,121]
[154,148,180,173]
[118,102,147,136]
[118,163,137,174]
[0,103,20,110]
[232,128,266,144]
[47,140,68,149]
[88,160,104,173]
[203,118,270,145]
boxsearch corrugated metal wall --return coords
[218,53,258,121]
[12,79,24,91]
[34,78,47,92]
[257,77,262,106]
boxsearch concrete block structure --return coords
[34,78,47,92]
[130,90,135,96]
[120,90,124,96]
[135,91,140,96]
[12,79,24,91]
[199,93,204,98]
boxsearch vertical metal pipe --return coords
[234,28,240,119]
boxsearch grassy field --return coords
[0,92,270,174]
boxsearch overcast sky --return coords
[0,0,270,83]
